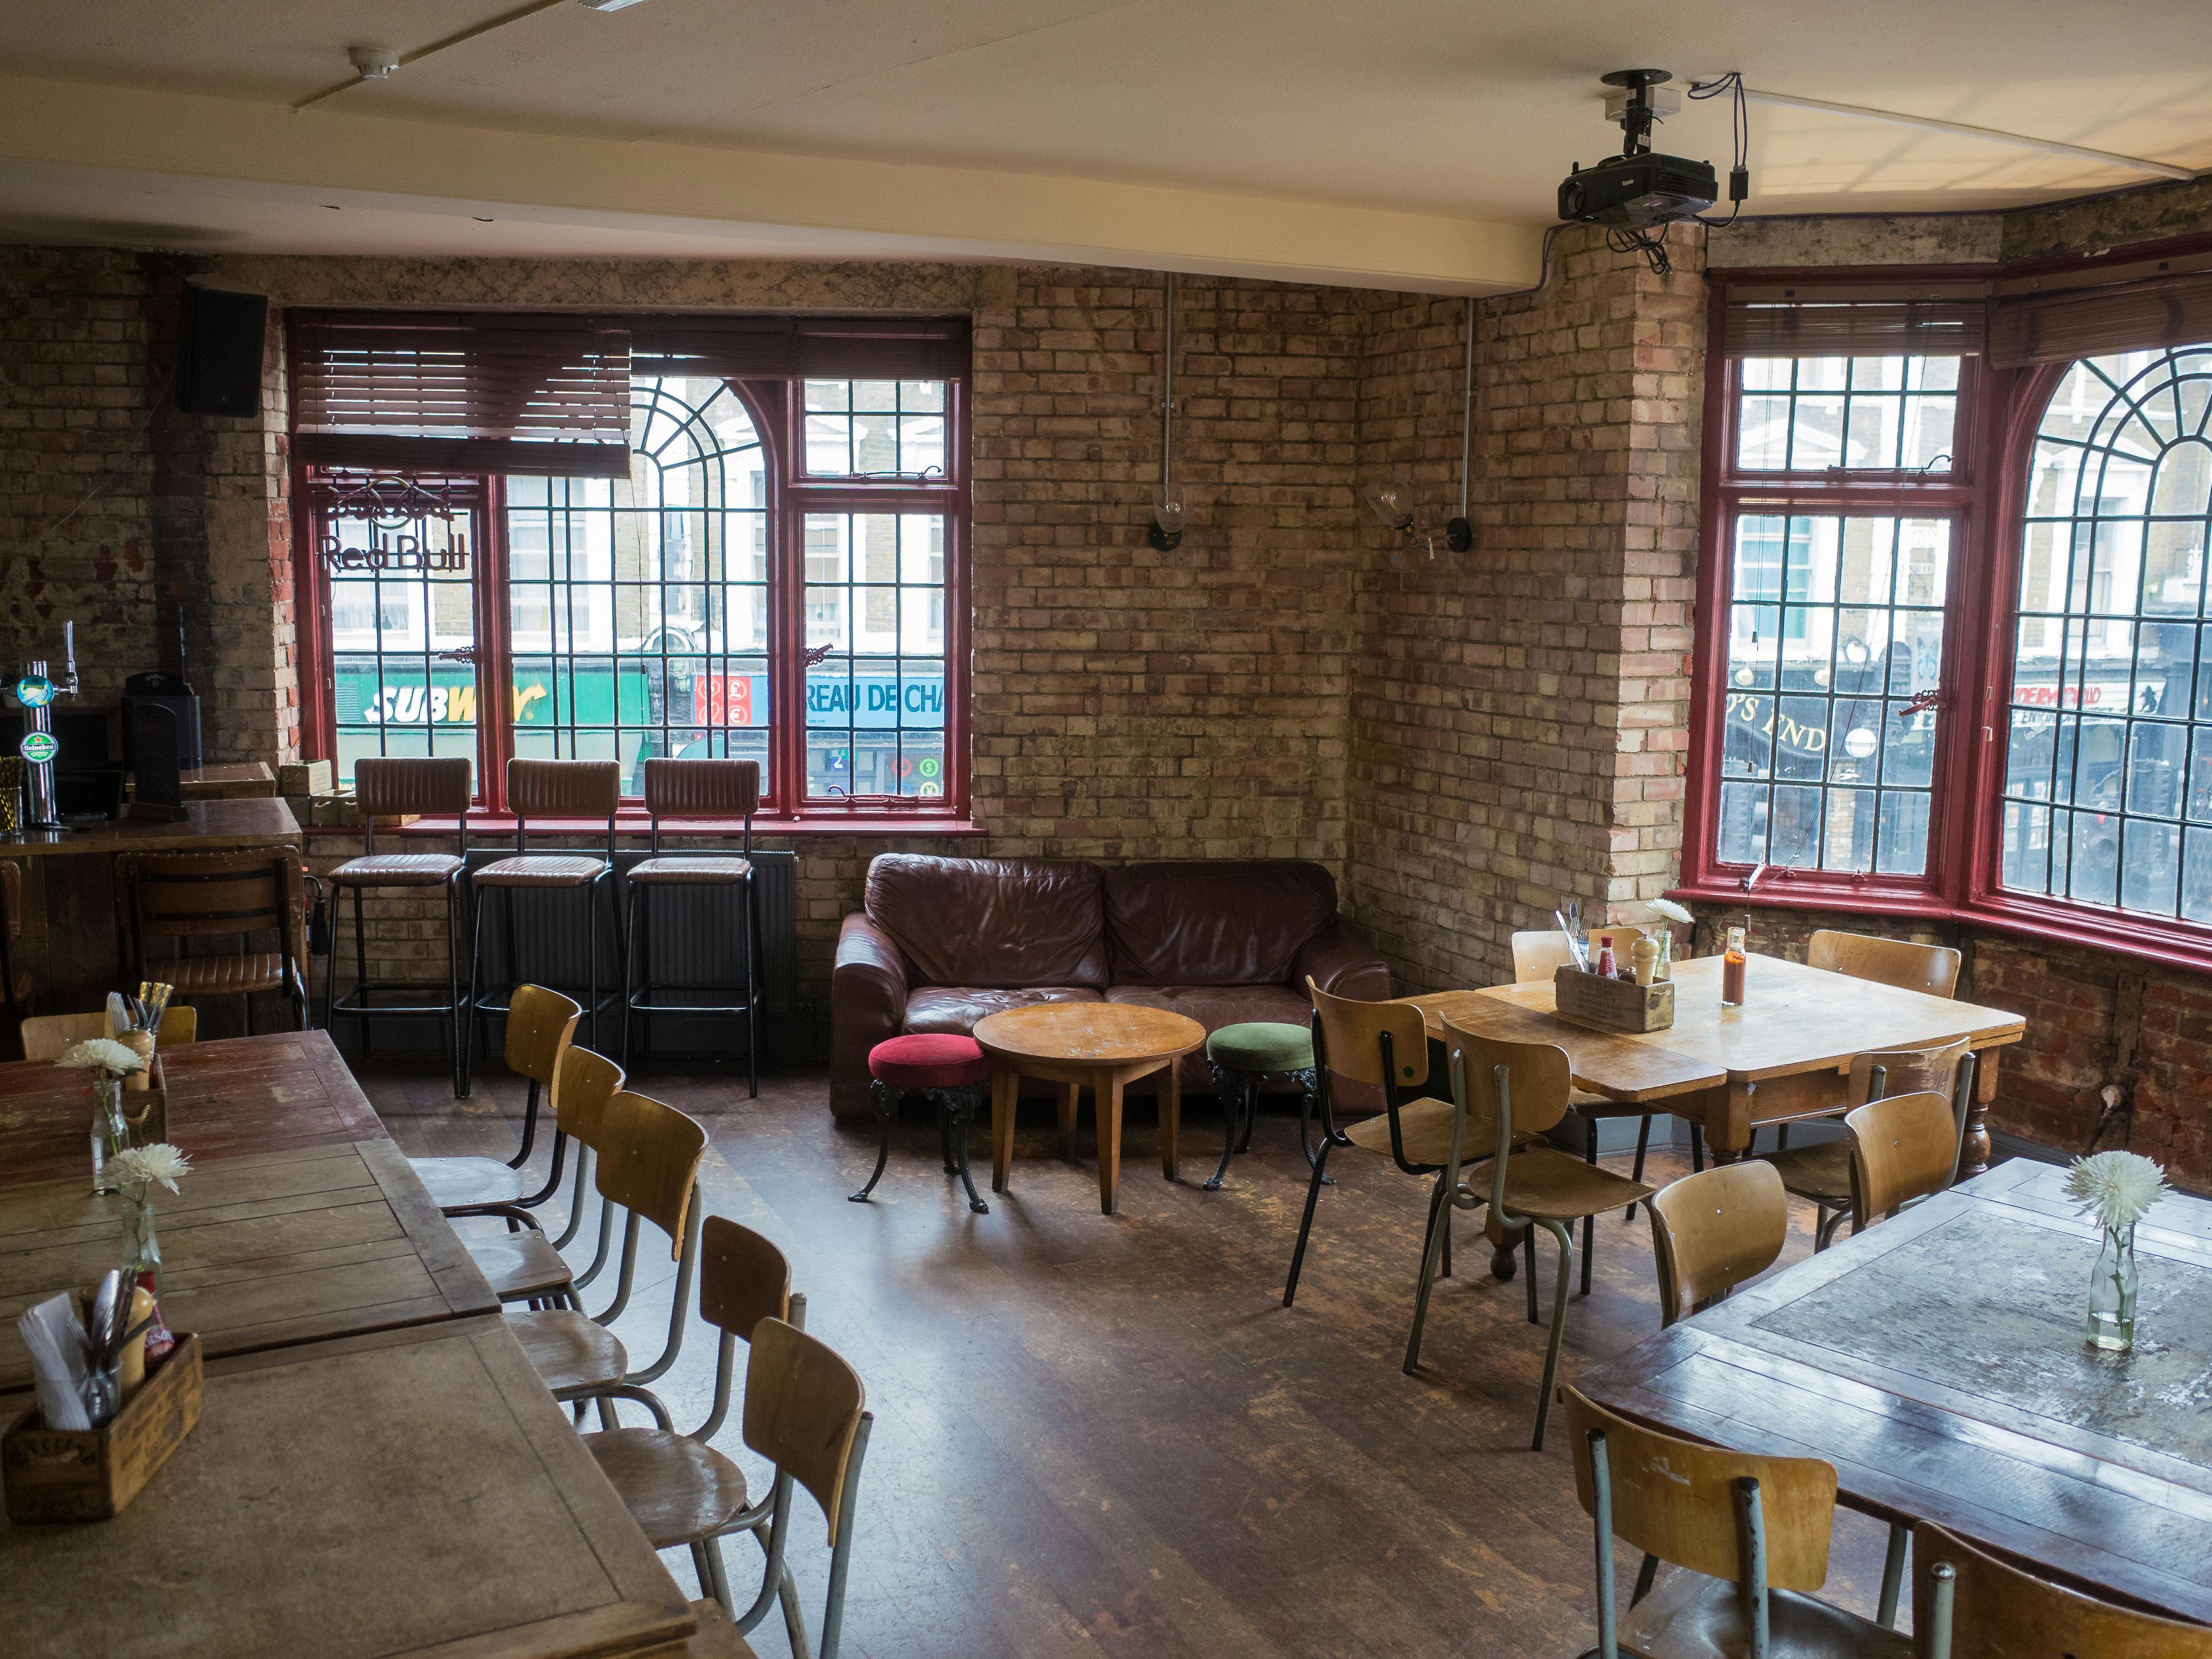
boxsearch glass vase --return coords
[2085,1223,2138,1353]
[1654,929,1675,983]
[119,1187,162,1291]
[89,1077,127,1196]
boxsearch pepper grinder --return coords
[1630,936,1659,988]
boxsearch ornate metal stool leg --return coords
[848,1079,896,1203]
[940,1085,989,1214]
[1203,1061,1243,1191]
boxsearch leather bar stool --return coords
[323,756,474,1096]
[849,1033,990,1214]
[624,757,765,1095]
[465,757,623,1092]
[1200,1022,1317,1191]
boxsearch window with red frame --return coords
[292,314,970,821]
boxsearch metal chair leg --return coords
[1878,1521,1909,1627]
[1531,1217,1575,1451]
[352,884,371,1058]
[1689,1122,1705,1173]
[1625,1116,1651,1221]
[460,881,487,1097]
[1524,1225,1540,1324]
[447,874,466,1099]
[946,1088,988,1214]
[1204,1070,1243,1191]
[1298,1083,1334,1185]
[322,882,342,1034]
[1281,1135,1333,1305]
[1236,1073,1258,1153]
[1402,1171,1453,1375]
[745,873,762,1099]
[848,1080,895,1204]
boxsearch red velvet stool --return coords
[849,1034,992,1213]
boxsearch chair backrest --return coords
[643,757,759,820]
[353,757,472,853]
[699,1216,793,1344]
[1307,976,1428,1092]
[1648,1161,1788,1328]
[1913,1521,2212,1659]
[1847,1038,1972,1107]
[1846,1090,1958,1225]
[595,1089,709,1255]
[126,847,298,939]
[1440,1017,1573,1145]
[1808,929,1961,998]
[1508,926,1647,985]
[1563,1386,1838,1592]
[744,1316,869,1544]
[505,984,581,1090]
[506,757,620,843]
[24,1003,198,1062]
[554,1043,624,1146]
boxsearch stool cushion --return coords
[1207,1021,1314,1073]
[870,1033,991,1090]
[329,852,464,886]
[627,855,752,886]
[474,854,607,888]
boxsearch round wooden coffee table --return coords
[973,1003,1207,1215]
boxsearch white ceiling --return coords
[0,0,2207,279]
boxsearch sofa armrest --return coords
[1293,916,1392,1002]
[832,911,911,1118]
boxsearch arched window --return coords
[2003,346,2212,921]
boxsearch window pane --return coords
[802,512,950,798]
[801,380,951,477]
[1735,355,1958,474]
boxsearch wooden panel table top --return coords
[1401,989,1725,1103]
[1575,1159,2212,1626]
[977,1003,1207,1216]
[0,1030,382,1188]
[0,1138,497,1393]
[1,1316,696,1658]
[0,792,299,860]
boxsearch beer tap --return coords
[11,620,80,832]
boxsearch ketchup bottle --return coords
[1595,935,1616,978]
[1721,924,1747,1007]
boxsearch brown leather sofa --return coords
[831,854,1391,1116]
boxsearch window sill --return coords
[302,816,985,841]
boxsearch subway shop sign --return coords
[335,661,945,730]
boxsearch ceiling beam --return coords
[0,73,1543,295]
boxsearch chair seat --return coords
[1759,1140,1853,1205]
[166,953,291,996]
[870,1033,991,1090]
[1488,1145,1654,1222]
[1206,1021,1314,1074]
[1341,1098,1544,1166]
[464,1227,575,1301]
[509,1309,629,1394]
[1617,1566,1912,1659]
[473,854,608,888]
[328,852,465,886]
[686,1599,758,1658]
[628,855,752,885]
[410,1155,526,1212]
[587,1427,751,1548]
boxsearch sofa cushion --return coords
[904,985,1104,1036]
[1103,861,1343,986]
[867,855,1109,989]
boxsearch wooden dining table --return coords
[1576,1158,2212,1626]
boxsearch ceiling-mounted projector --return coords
[1558,69,1718,227]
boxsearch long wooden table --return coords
[1576,1159,2212,1626]
[0,1029,381,1186]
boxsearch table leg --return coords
[991,1065,1018,1194]
[1960,1048,1998,1179]
[1058,1081,1080,1160]
[1097,1074,1124,1215]
[1160,1061,1181,1182]
[1712,1078,1756,1162]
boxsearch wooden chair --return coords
[1846,1089,1961,1232]
[410,983,579,1214]
[466,756,623,1092]
[1806,929,1961,998]
[587,1219,812,1653]
[1647,1160,1787,1329]
[1283,981,1484,1371]
[1760,1042,1975,1250]
[1563,1386,1909,1659]
[626,758,766,1096]
[323,756,474,1097]
[458,1042,626,1305]
[1434,1017,1653,1448]
[1511,922,1672,1292]
[509,1088,709,1420]
[20,1005,197,1062]
[1913,1521,2212,1659]
[120,846,309,1033]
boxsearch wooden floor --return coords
[364,1053,1907,1659]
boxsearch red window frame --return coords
[1680,250,2212,973]
[292,367,971,826]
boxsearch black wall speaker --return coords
[176,283,268,418]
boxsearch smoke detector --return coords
[348,46,398,80]
[576,0,655,10]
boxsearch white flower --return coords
[1650,899,1695,927]
[108,1143,191,1195]
[56,1038,147,1078]
[2064,1150,2168,1232]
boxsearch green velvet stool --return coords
[1202,1022,1320,1191]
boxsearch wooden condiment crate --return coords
[2,1333,202,1522]
[1554,966,1675,1033]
